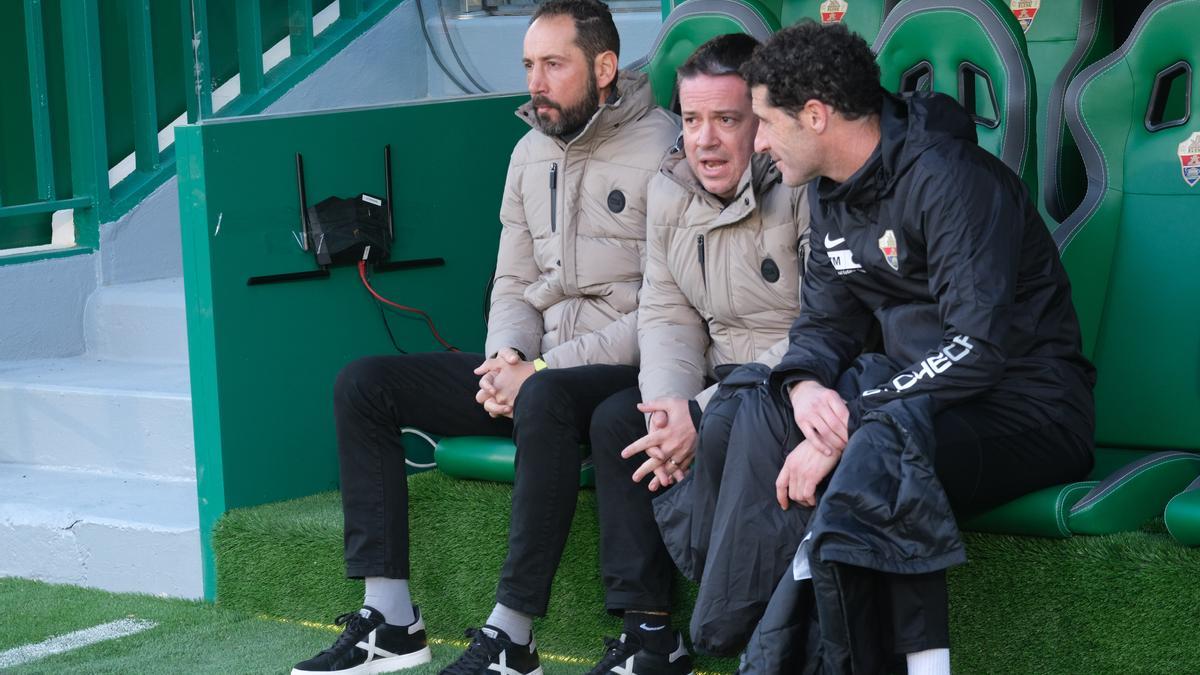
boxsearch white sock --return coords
[907,648,951,675]
[364,577,415,626]
[486,603,533,645]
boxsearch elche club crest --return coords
[1010,0,1039,32]
[878,229,898,271]
[1180,131,1200,188]
[820,0,847,24]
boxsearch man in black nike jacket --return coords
[700,21,1097,674]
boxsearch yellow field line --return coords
[258,614,727,673]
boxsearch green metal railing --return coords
[0,0,399,262]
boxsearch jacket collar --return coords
[659,148,780,226]
[515,70,657,149]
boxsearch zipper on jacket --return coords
[697,234,707,291]
[549,162,559,233]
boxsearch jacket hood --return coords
[515,70,658,145]
[660,147,781,208]
[819,92,977,205]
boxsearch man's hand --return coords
[620,398,698,491]
[491,358,537,412]
[473,348,524,418]
[775,439,841,509]
[788,380,850,457]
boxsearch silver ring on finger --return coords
[668,458,678,467]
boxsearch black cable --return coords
[435,0,491,93]
[416,0,478,94]
[376,299,409,354]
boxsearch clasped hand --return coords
[775,380,851,509]
[473,348,536,419]
[620,398,697,492]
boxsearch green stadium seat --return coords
[1166,476,1200,546]
[629,0,781,110]
[1051,0,1200,536]
[779,0,898,44]
[873,0,1039,199]
[1019,0,1114,225]
[435,436,595,487]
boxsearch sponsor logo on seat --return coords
[1010,0,1039,32]
[1180,131,1200,188]
[820,0,847,24]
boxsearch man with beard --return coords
[722,22,1095,674]
[289,2,677,675]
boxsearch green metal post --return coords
[61,0,109,247]
[127,0,160,172]
[289,0,315,56]
[236,0,265,96]
[181,0,213,122]
[24,0,56,201]
[339,0,364,20]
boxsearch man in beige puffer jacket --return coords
[582,34,811,672]
[296,3,677,675]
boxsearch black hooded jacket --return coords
[772,92,1095,443]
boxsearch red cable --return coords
[358,261,459,351]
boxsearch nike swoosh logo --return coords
[824,234,846,248]
[638,623,666,631]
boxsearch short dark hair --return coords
[532,0,621,62]
[741,20,882,119]
[676,32,760,81]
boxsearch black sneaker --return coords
[439,625,542,675]
[292,606,432,674]
[586,632,693,675]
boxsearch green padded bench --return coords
[436,435,595,487]
[779,0,898,43]
[1050,0,1200,541]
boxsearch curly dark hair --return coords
[531,0,620,61]
[676,32,760,81]
[741,20,882,119]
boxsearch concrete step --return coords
[0,464,202,598]
[84,277,188,364]
[0,357,194,479]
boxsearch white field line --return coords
[0,618,158,669]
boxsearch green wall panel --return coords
[178,94,528,597]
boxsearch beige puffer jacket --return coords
[485,71,679,368]
[638,150,810,408]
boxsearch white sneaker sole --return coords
[291,646,433,675]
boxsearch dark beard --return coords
[532,73,600,138]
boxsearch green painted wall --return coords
[177,94,528,598]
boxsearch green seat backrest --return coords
[663,0,785,25]
[1017,0,1114,225]
[1054,0,1200,452]
[632,0,781,110]
[873,0,1039,199]
[779,1,899,44]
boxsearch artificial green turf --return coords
[215,471,1200,674]
[0,578,585,674]
[215,471,737,672]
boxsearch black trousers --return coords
[335,351,638,616]
[590,386,686,614]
